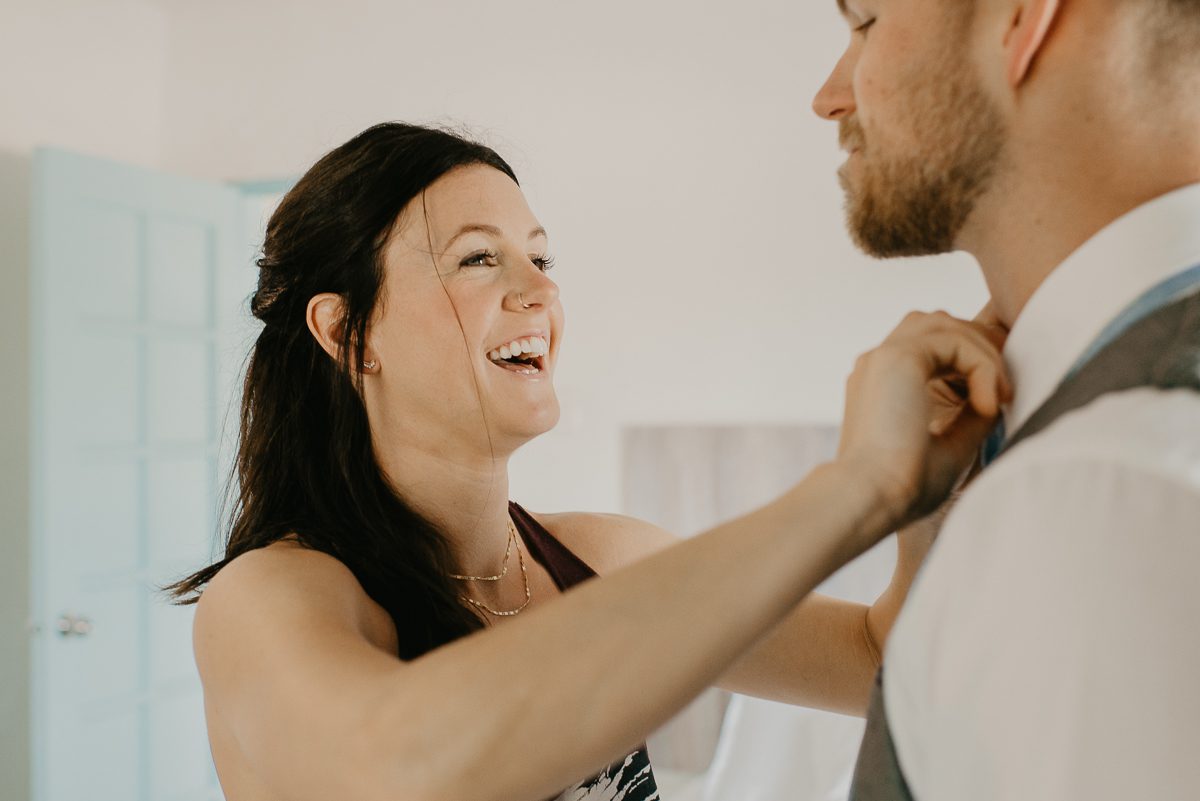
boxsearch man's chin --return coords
[842,182,966,259]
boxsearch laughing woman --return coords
[168,123,1008,801]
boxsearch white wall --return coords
[1,5,169,798]
[0,1,169,166]
[157,0,986,515]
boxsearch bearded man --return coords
[813,1,1200,799]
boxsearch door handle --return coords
[55,613,93,638]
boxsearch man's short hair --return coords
[1143,0,1200,77]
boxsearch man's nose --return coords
[812,51,856,121]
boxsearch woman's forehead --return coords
[419,164,537,244]
[385,164,542,263]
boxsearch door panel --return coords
[31,148,249,801]
[147,339,211,443]
[147,220,213,328]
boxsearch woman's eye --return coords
[461,250,499,268]
[531,255,556,273]
[854,18,876,35]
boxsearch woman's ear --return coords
[306,293,346,363]
[307,293,380,374]
[1004,0,1062,87]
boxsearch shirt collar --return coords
[1002,182,1200,433]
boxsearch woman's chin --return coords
[502,401,561,446]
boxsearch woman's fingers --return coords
[972,301,1010,351]
[837,310,1013,528]
[889,312,1011,416]
[965,358,1005,419]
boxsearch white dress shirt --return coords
[884,183,1200,801]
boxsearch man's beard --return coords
[838,57,1006,258]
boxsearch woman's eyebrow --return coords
[443,224,548,250]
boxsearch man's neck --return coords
[960,133,1200,329]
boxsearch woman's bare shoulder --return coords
[194,539,398,659]
[526,510,680,575]
[198,540,362,615]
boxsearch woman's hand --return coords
[836,310,1011,533]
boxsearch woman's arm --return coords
[543,502,951,717]
[197,463,891,801]
[193,311,1007,801]
[720,501,953,714]
[865,497,955,656]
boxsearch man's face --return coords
[813,0,1007,258]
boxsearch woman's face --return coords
[364,164,564,457]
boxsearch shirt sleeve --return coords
[883,415,1200,801]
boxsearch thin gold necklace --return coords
[451,517,532,617]
[448,518,517,581]
[459,542,531,617]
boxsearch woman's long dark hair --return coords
[166,123,518,658]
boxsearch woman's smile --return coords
[487,331,551,375]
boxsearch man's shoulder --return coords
[908,386,1200,602]
[995,385,1200,488]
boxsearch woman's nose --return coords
[507,265,559,311]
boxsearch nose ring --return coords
[519,293,533,309]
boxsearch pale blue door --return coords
[30,149,256,801]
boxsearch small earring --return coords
[362,359,377,371]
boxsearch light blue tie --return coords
[980,416,1007,468]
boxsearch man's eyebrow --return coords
[443,224,548,251]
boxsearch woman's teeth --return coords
[488,336,549,374]
[489,336,548,362]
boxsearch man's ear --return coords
[1004,0,1062,87]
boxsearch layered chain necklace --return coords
[450,516,532,617]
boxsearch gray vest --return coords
[848,287,1200,801]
